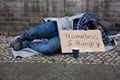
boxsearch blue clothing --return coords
[19,13,110,54]
[20,21,58,41]
[73,13,98,30]
[20,21,60,54]
[22,36,60,54]
[74,13,110,45]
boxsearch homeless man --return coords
[10,13,111,55]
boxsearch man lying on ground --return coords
[10,13,111,55]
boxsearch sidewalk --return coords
[0,62,120,80]
[0,35,120,80]
[0,35,120,64]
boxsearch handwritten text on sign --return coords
[59,30,105,53]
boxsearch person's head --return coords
[98,21,112,33]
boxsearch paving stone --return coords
[0,35,120,64]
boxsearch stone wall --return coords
[0,0,120,36]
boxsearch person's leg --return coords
[20,21,58,41]
[10,21,58,51]
[22,36,61,54]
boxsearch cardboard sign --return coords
[59,30,105,53]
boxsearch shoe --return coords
[10,37,23,51]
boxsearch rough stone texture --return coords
[0,35,120,65]
[64,64,118,80]
[0,63,120,80]
[0,0,120,36]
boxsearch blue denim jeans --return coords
[19,13,109,54]
[19,21,61,54]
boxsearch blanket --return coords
[11,33,120,58]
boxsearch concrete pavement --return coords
[0,62,120,80]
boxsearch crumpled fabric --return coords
[43,13,85,32]
[10,13,120,58]
[11,33,120,58]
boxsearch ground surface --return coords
[0,35,120,80]
[0,63,120,80]
[0,35,120,65]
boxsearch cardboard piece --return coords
[59,30,105,53]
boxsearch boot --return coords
[10,37,23,51]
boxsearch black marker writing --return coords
[67,40,72,47]
[65,33,98,40]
